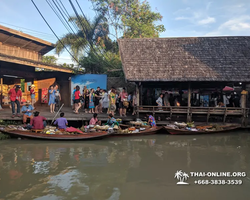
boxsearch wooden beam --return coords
[136,82,140,118]
[21,41,32,48]
[188,82,191,107]
[0,54,73,73]
[2,35,15,44]
[0,78,3,108]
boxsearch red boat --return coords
[0,129,110,140]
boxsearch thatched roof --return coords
[118,37,250,82]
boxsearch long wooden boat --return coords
[164,125,240,135]
[1,129,110,140]
[111,126,162,137]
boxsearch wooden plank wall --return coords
[0,43,40,61]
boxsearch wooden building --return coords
[0,25,73,107]
[118,37,250,125]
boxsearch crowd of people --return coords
[72,86,137,117]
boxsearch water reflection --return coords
[0,132,250,200]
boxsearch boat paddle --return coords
[51,103,64,125]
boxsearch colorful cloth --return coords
[89,94,95,108]
[148,115,156,127]
[21,105,34,117]
[48,90,56,105]
[106,117,117,126]
[110,92,116,104]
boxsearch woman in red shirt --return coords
[74,85,81,114]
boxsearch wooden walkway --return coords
[137,106,249,126]
[0,106,136,122]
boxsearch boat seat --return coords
[31,129,43,133]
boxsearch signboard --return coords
[71,74,107,91]
[41,88,48,104]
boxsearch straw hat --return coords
[26,100,31,105]
[31,84,35,88]
[110,104,116,111]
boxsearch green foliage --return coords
[42,55,58,65]
[121,1,165,38]
[56,0,165,76]
[0,133,10,140]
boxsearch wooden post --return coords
[187,82,192,122]
[0,78,3,109]
[188,82,191,107]
[136,83,140,118]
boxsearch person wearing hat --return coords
[8,85,22,118]
[30,84,36,109]
[21,100,34,125]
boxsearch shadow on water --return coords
[0,130,250,200]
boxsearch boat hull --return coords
[164,126,240,135]
[1,130,110,140]
[111,126,162,137]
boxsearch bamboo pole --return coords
[136,83,140,118]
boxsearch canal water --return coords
[0,132,250,200]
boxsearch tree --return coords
[55,14,110,61]
[41,55,58,65]
[121,1,165,38]
[90,0,165,39]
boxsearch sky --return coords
[0,0,250,65]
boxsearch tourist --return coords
[127,92,133,113]
[48,85,56,113]
[119,88,128,117]
[54,112,68,130]
[146,113,156,127]
[54,85,61,111]
[8,85,22,118]
[94,87,101,113]
[99,89,104,113]
[102,90,109,114]
[28,111,47,130]
[74,85,81,114]
[89,88,95,113]
[164,92,170,106]
[156,93,163,110]
[169,93,175,106]
[109,88,116,116]
[21,100,34,126]
[132,91,137,116]
[89,113,101,125]
[84,89,89,113]
[115,90,120,114]
[233,93,240,107]
[72,87,76,110]
[30,84,36,109]
[106,113,117,126]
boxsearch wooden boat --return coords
[111,126,162,137]
[164,125,240,135]
[0,129,110,140]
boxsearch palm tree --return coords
[174,170,183,181]
[55,14,110,62]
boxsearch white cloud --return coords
[198,17,216,25]
[205,15,250,36]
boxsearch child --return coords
[54,112,68,130]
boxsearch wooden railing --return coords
[136,106,249,125]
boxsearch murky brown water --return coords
[0,132,250,200]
